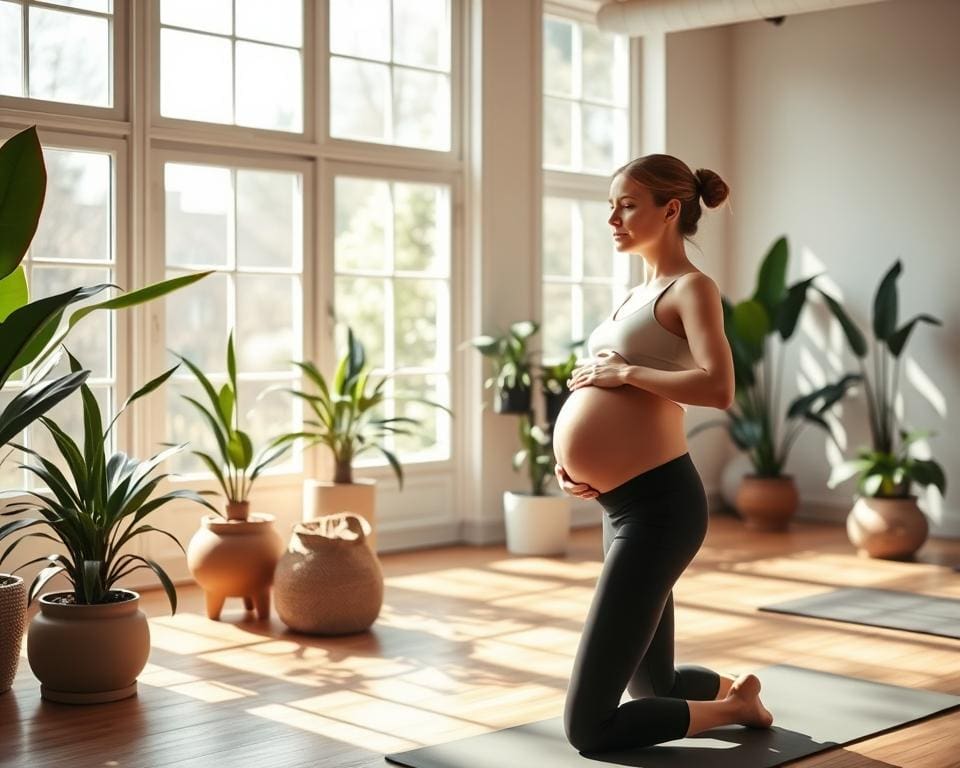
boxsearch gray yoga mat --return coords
[385,663,960,768]
[758,587,960,639]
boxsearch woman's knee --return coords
[563,699,607,753]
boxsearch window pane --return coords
[582,104,622,174]
[391,373,450,459]
[0,2,22,98]
[160,29,233,124]
[236,0,302,47]
[544,97,573,169]
[335,177,390,272]
[29,6,109,107]
[166,378,220,475]
[583,284,615,338]
[393,68,450,151]
[329,57,389,143]
[394,277,442,369]
[165,163,232,269]
[32,149,111,263]
[334,276,386,369]
[582,26,626,105]
[543,198,572,277]
[30,266,112,380]
[543,283,573,361]
[543,18,573,97]
[42,0,110,11]
[236,41,302,132]
[394,183,446,275]
[329,0,389,61]
[394,0,449,70]
[237,170,300,270]
[237,380,298,467]
[581,201,613,278]
[160,0,231,35]
[165,271,229,374]
[236,274,298,372]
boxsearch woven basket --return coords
[274,513,384,635]
[1,574,27,694]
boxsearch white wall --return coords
[688,0,959,534]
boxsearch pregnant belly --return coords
[552,385,688,493]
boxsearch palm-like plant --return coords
[276,327,453,489]
[0,354,216,612]
[822,260,945,499]
[176,332,291,519]
[688,236,861,476]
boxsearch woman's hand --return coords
[555,463,599,500]
[567,350,630,391]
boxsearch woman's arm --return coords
[619,273,735,409]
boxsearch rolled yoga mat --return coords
[758,587,960,639]
[385,663,960,768]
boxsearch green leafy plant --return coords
[512,413,555,496]
[0,126,210,450]
[822,261,945,499]
[687,236,861,476]
[176,331,291,517]
[275,327,453,489]
[0,354,216,611]
[539,350,580,397]
[465,320,539,395]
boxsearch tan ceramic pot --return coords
[735,474,799,531]
[847,495,929,560]
[27,590,149,704]
[274,513,384,635]
[186,513,285,621]
[303,478,378,551]
[1,574,27,694]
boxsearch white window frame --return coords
[0,0,128,121]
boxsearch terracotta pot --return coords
[1,574,27,694]
[503,491,571,555]
[186,513,285,621]
[735,474,799,531]
[846,494,929,560]
[303,478,378,552]
[27,590,149,704]
[274,513,384,635]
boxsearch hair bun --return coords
[694,168,730,209]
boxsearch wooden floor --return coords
[4,512,960,768]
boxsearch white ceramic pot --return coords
[303,478,378,552]
[503,491,571,556]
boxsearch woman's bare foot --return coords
[727,673,774,728]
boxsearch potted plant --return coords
[687,236,861,530]
[502,413,571,555]
[0,355,214,703]
[465,320,539,414]
[539,348,581,429]
[177,331,291,621]
[275,326,452,552]
[822,260,945,559]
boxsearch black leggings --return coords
[563,452,720,753]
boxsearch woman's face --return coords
[607,173,677,253]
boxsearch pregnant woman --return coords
[556,154,774,753]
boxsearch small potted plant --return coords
[538,347,582,429]
[178,331,291,621]
[0,355,214,703]
[274,326,452,552]
[465,320,539,414]
[822,260,945,559]
[687,236,861,530]
[502,413,571,555]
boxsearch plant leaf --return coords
[0,126,47,280]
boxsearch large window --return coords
[542,11,633,363]
[0,142,117,490]
[159,0,304,132]
[162,160,305,474]
[333,175,452,463]
[0,0,114,108]
[329,0,452,150]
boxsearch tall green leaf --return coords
[873,260,901,341]
[753,236,788,317]
[0,126,47,280]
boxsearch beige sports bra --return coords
[586,276,697,412]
